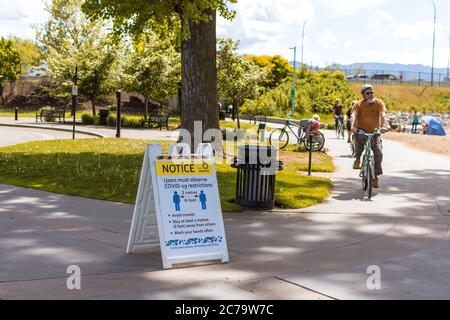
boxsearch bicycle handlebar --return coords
[356,129,381,136]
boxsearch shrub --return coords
[241,69,355,117]
[81,114,98,125]
[107,115,116,127]
[125,117,145,128]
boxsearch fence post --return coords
[418,73,421,86]
[14,107,18,121]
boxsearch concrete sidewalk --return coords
[0,117,179,141]
[0,124,449,299]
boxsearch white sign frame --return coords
[127,143,229,269]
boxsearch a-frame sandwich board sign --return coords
[127,143,229,269]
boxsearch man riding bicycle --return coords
[332,99,345,131]
[351,84,386,189]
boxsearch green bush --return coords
[106,105,117,112]
[106,115,145,128]
[241,69,355,117]
[81,114,98,125]
[125,117,145,128]
[107,115,117,127]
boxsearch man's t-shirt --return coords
[333,105,344,116]
[354,98,386,133]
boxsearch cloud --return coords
[316,29,339,49]
[0,0,48,38]
[316,0,392,16]
[218,0,315,57]
[367,10,394,36]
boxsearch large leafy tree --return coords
[9,37,42,75]
[0,38,21,106]
[82,0,238,152]
[217,39,265,128]
[124,31,181,120]
[38,0,119,115]
[245,54,292,89]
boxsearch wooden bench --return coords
[36,107,66,124]
[148,111,170,130]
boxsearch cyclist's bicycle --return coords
[357,129,381,200]
[335,115,345,140]
[269,113,325,151]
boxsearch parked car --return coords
[347,74,368,80]
[371,74,398,80]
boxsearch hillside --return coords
[349,83,450,112]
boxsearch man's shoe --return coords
[353,159,361,170]
[373,177,379,189]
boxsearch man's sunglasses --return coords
[365,91,374,95]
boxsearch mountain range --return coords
[290,62,450,81]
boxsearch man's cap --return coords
[361,84,374,93]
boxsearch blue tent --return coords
[423,116,446,136]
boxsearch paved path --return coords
[0,117,178,141]
[0,126,94,147]
[0,124,449,299]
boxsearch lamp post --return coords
[301,20,307,70]
[290,47,297,114]
[72,65,78,140]
[430,0,436,86]
[446,33,450,81]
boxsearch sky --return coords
[0,0,449,68]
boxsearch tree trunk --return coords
[233,99,241,129]
[180,10,222,155]
[0,84,4,106]
[144,96,149,121]
[91,99,96,116]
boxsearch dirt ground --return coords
[383,132,450,157]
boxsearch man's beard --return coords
[366,97,375,104]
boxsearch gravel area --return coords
[383,132,450,157]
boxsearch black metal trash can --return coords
[231,145,283,210]
[99,109,110,126]
[219,109,226,120]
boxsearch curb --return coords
[0,123,106,138]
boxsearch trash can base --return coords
[235,198,275,210]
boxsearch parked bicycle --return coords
[269,113,325,151]
[357,129,381,199]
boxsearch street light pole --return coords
[430,0,437,86]
[301,20,307,70]
[290,47,297,115]
[72,65,78,140]
[447,33,450,81]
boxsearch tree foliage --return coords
[244,54,292,89]
[217,38,265,109]
[0,38,21,105]
[124,31,181,119]
[241,69,355,117]
[9,37,42,75]
[37,0,120,115]
[82,0,237,38]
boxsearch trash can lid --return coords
[237,145,279,165]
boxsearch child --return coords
[311,114,321,132]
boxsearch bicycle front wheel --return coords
[367,160,373,199]
[269,128,289,149]
[304,131,325,152]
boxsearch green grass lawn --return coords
[0,138,334,211]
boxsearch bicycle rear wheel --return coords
[304,131,325,152]
[269,128,289,149]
